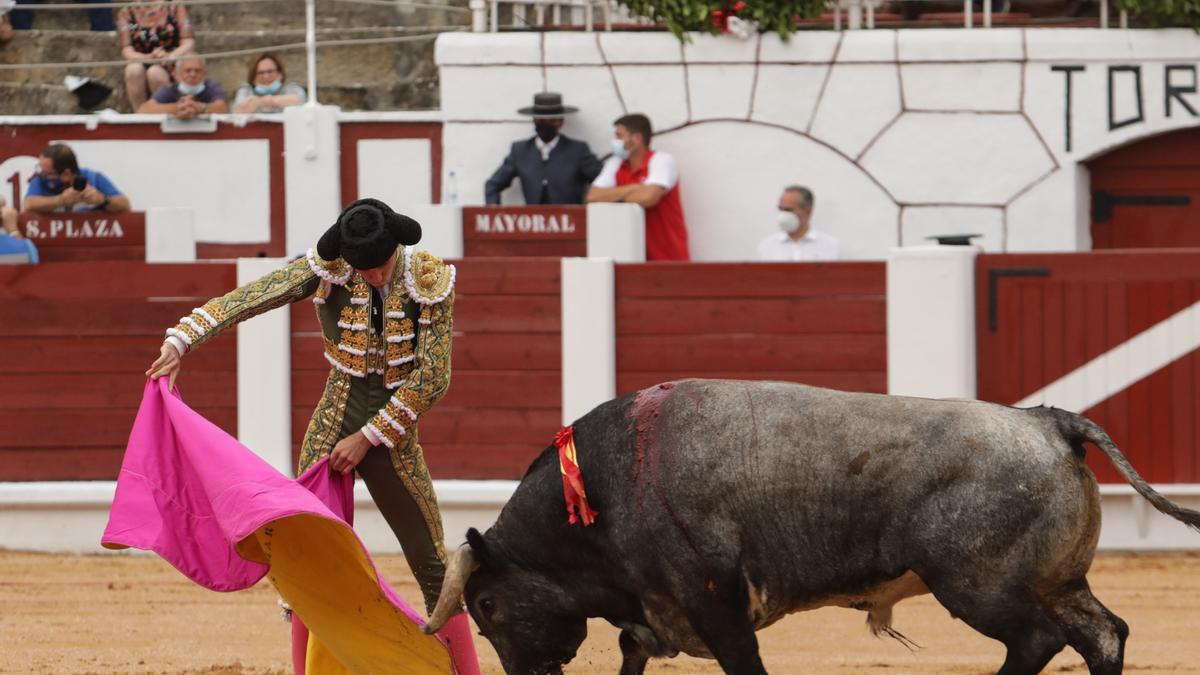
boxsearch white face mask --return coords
[777,210,801,234]
[611,138,629,160]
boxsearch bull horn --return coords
[422,544,479,634]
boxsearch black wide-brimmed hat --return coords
[517,92,578,118]
[317,198,422,270]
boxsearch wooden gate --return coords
[1089,127,1200,249]
[976,251,1200,483]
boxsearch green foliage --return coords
[617,0,825,40]
[1113,0,1200,29]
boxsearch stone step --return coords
[7,0,468,32]
[0,77,437,114]
[0,27,441,89]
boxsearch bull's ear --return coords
[465,528,495,567]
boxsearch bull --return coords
[423,379,1200,675]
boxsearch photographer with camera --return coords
[23,143,131,214]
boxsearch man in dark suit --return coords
[484,92,603,205]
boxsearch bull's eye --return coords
[479,597,497,616]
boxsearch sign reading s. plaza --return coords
[22,216,129,240]
[17,212,146,259]
[462,205,586,257]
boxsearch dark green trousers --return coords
[339,374,446,613]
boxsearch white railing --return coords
[473,0,1133,32]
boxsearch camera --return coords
[71,176,87,191]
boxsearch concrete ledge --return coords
[6,483,1199,554]
[0,480,518,555]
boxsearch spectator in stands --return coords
[138,55,228,118]
[118,0,195,110]
[0,0,14,45]
[755,185,839,262]
[9,0,114,32]
[484,92,602,205]
[23,143,131,214]
[587,113,690,261]
[232,53,307,114]
[1,195,18,236]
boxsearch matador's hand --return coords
[146,342,181,390]
[330,431,371,474]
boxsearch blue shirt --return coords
[152,80,228,105]
[25,168,123,212]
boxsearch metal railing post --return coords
[305,0,318,105]
[1100,0,1109,28]
[964,0,973,28]
[470,0,487,30]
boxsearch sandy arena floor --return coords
[2,550,1199,674]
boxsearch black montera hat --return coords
[517,92,579,118]
[317,198,422,270]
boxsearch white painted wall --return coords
[356,138,433,208]
[1,481,1191,553]
[67,139,271,243]
[284,105,341,256]
[436,29,1200,259]
[887,245,979,399]
[236,258,293,476]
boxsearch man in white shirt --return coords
[756,185,840,262]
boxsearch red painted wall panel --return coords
[614,262,887,397]
[0,262,238,481]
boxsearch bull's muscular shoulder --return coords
[403,248,456,305]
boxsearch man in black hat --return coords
[146,198,480,673]
[484,92,603,205]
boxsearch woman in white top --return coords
[233,53,307,114]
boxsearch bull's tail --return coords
[1048,407,1200,533]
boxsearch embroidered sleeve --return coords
[164,256,321,353]
[366,288,455,449]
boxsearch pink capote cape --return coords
[102,378,453,674]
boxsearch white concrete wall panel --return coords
[656,121,898,261]
[442,121,531,205]
[835,30,896,63]
[543,33,605,64]
[357,139,433,209]
[897,28,1023,62]
[861,112,1055,205]
[808,65,902,158]
[440,66,544,121]
[543,66,627,150]
[901,206,1003,251]
[67,139,270,243]
[1025,28,1135,62]
[610,65,691,130]
[688,65,756,121]
[682,32,759,63]
[901,63,1022,112]
[757,32,841,63]
[1006,166,1089,251]
[597,32,683,63]
[434,31,540,65]
[750,65,829,130]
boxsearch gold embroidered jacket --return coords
[165,247,455,459]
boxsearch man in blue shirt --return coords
[23,143,131,214]
[138,55,229,120]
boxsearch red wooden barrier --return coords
[0,261,238,480]
[17,211,146,261]
[615,262,887,395]
[290,258,562,479]
[977,250,1200,484]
